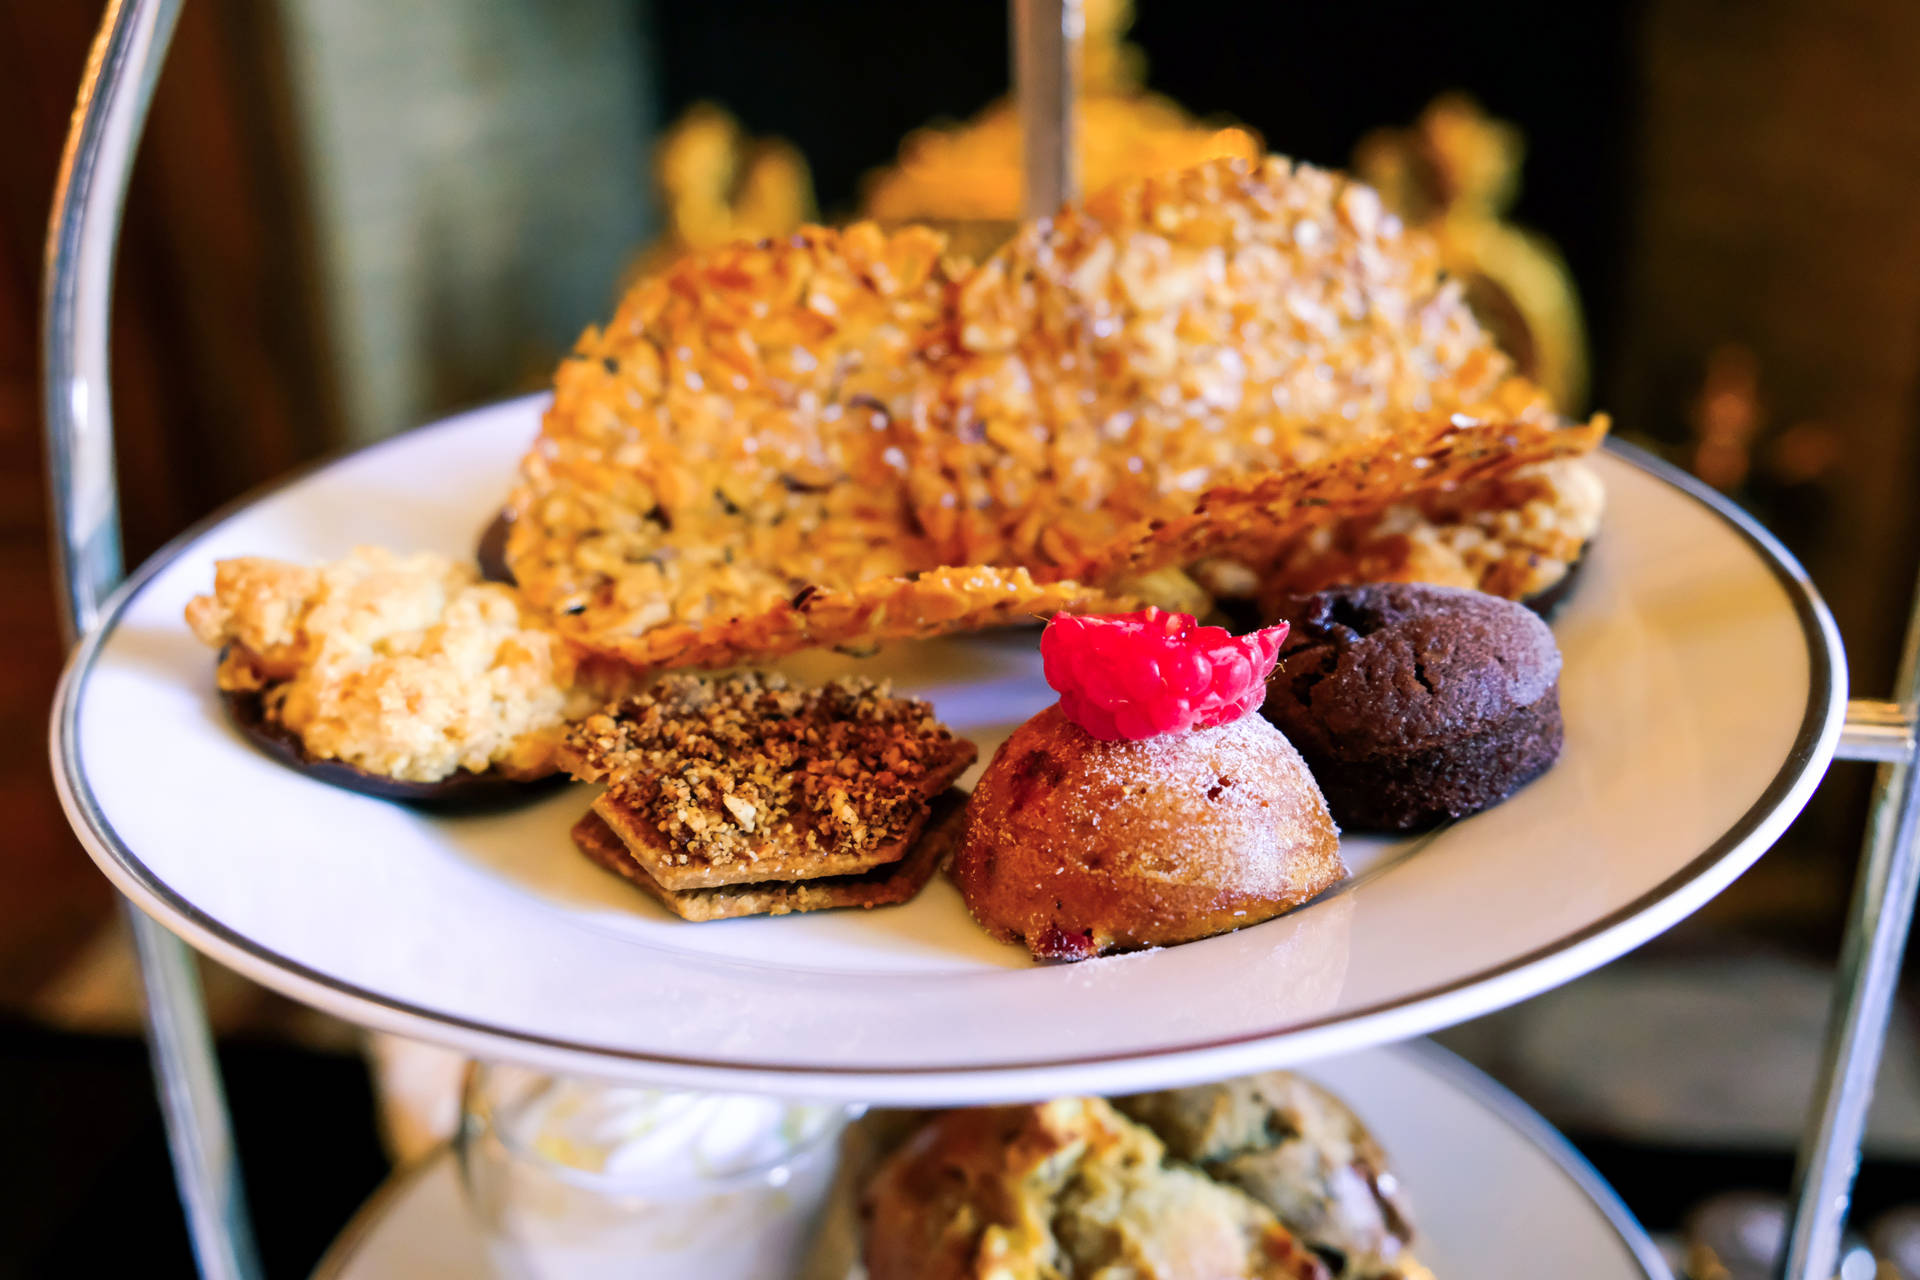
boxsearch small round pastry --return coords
[1263,582,1563,832]
[953,609,1342,961]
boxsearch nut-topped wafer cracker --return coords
[589,787,943,891]
[562,673,976,888]
[572,791,967,921]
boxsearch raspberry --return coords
[1039,607,1289,741]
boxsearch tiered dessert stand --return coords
[44,2,1920,1277]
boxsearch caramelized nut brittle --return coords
[902,154,1575,572]
[505,223,963,643]
[504,155,1607,675]
[1074,412,1609,588]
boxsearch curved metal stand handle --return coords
[1783,582,1920,1280]
[42,2,262,1277]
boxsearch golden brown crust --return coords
[1076,413,1607,590]
[571,791,964,920]
[184,547,598,783]
[1116,1074,1424,1280]
[564,567,1133,676]
[503,155,1606,677]
[952,706,1344,960]
[1255,456,1605,609]
[907,156,1571,572]
[861,1097,1329,1280]
[562,672,976,879]
[504,223,963,642]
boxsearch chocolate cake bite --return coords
[1263,583,1563,832]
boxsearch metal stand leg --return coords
[126,910,262,1278]
[43,1,262,1276]
[1782,569,1920,1280]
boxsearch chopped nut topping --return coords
[564,673,976,868]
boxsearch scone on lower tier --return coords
[184,546,610,796]
[861,1097,1331,1280]
[1116,1074,1429,1280]
[560,672,976,917]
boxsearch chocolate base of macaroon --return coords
[1264,583,1563,833]
[221,685,563,809]
[1520,543,1589,619]
[476,509,515,585]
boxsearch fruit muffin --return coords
[953,609,1342,960]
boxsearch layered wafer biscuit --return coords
[563,672,976,888]
[589,789,937,890]
[574,791,966,921]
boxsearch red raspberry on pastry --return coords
[1039,607,1288,741]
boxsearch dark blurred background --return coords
[4,0,1920,1274]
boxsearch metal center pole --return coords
[43,1,262,1276]
[1013,0,1080,221]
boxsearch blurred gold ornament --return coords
[623,103,817,290]
[1080,0,1147,93]
[859,0,1260,258]
[1356,94,1590,412]
[1687,343,1761,491]
[1682,342,1842,496]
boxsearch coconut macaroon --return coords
[185,546,599,787]
[1252,457,1605,614]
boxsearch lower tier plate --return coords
[54,396,1844,1102]
[312,1042,1672,1279]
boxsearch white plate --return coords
[311,1041,1672,1279]
[52,396,1844,1103]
